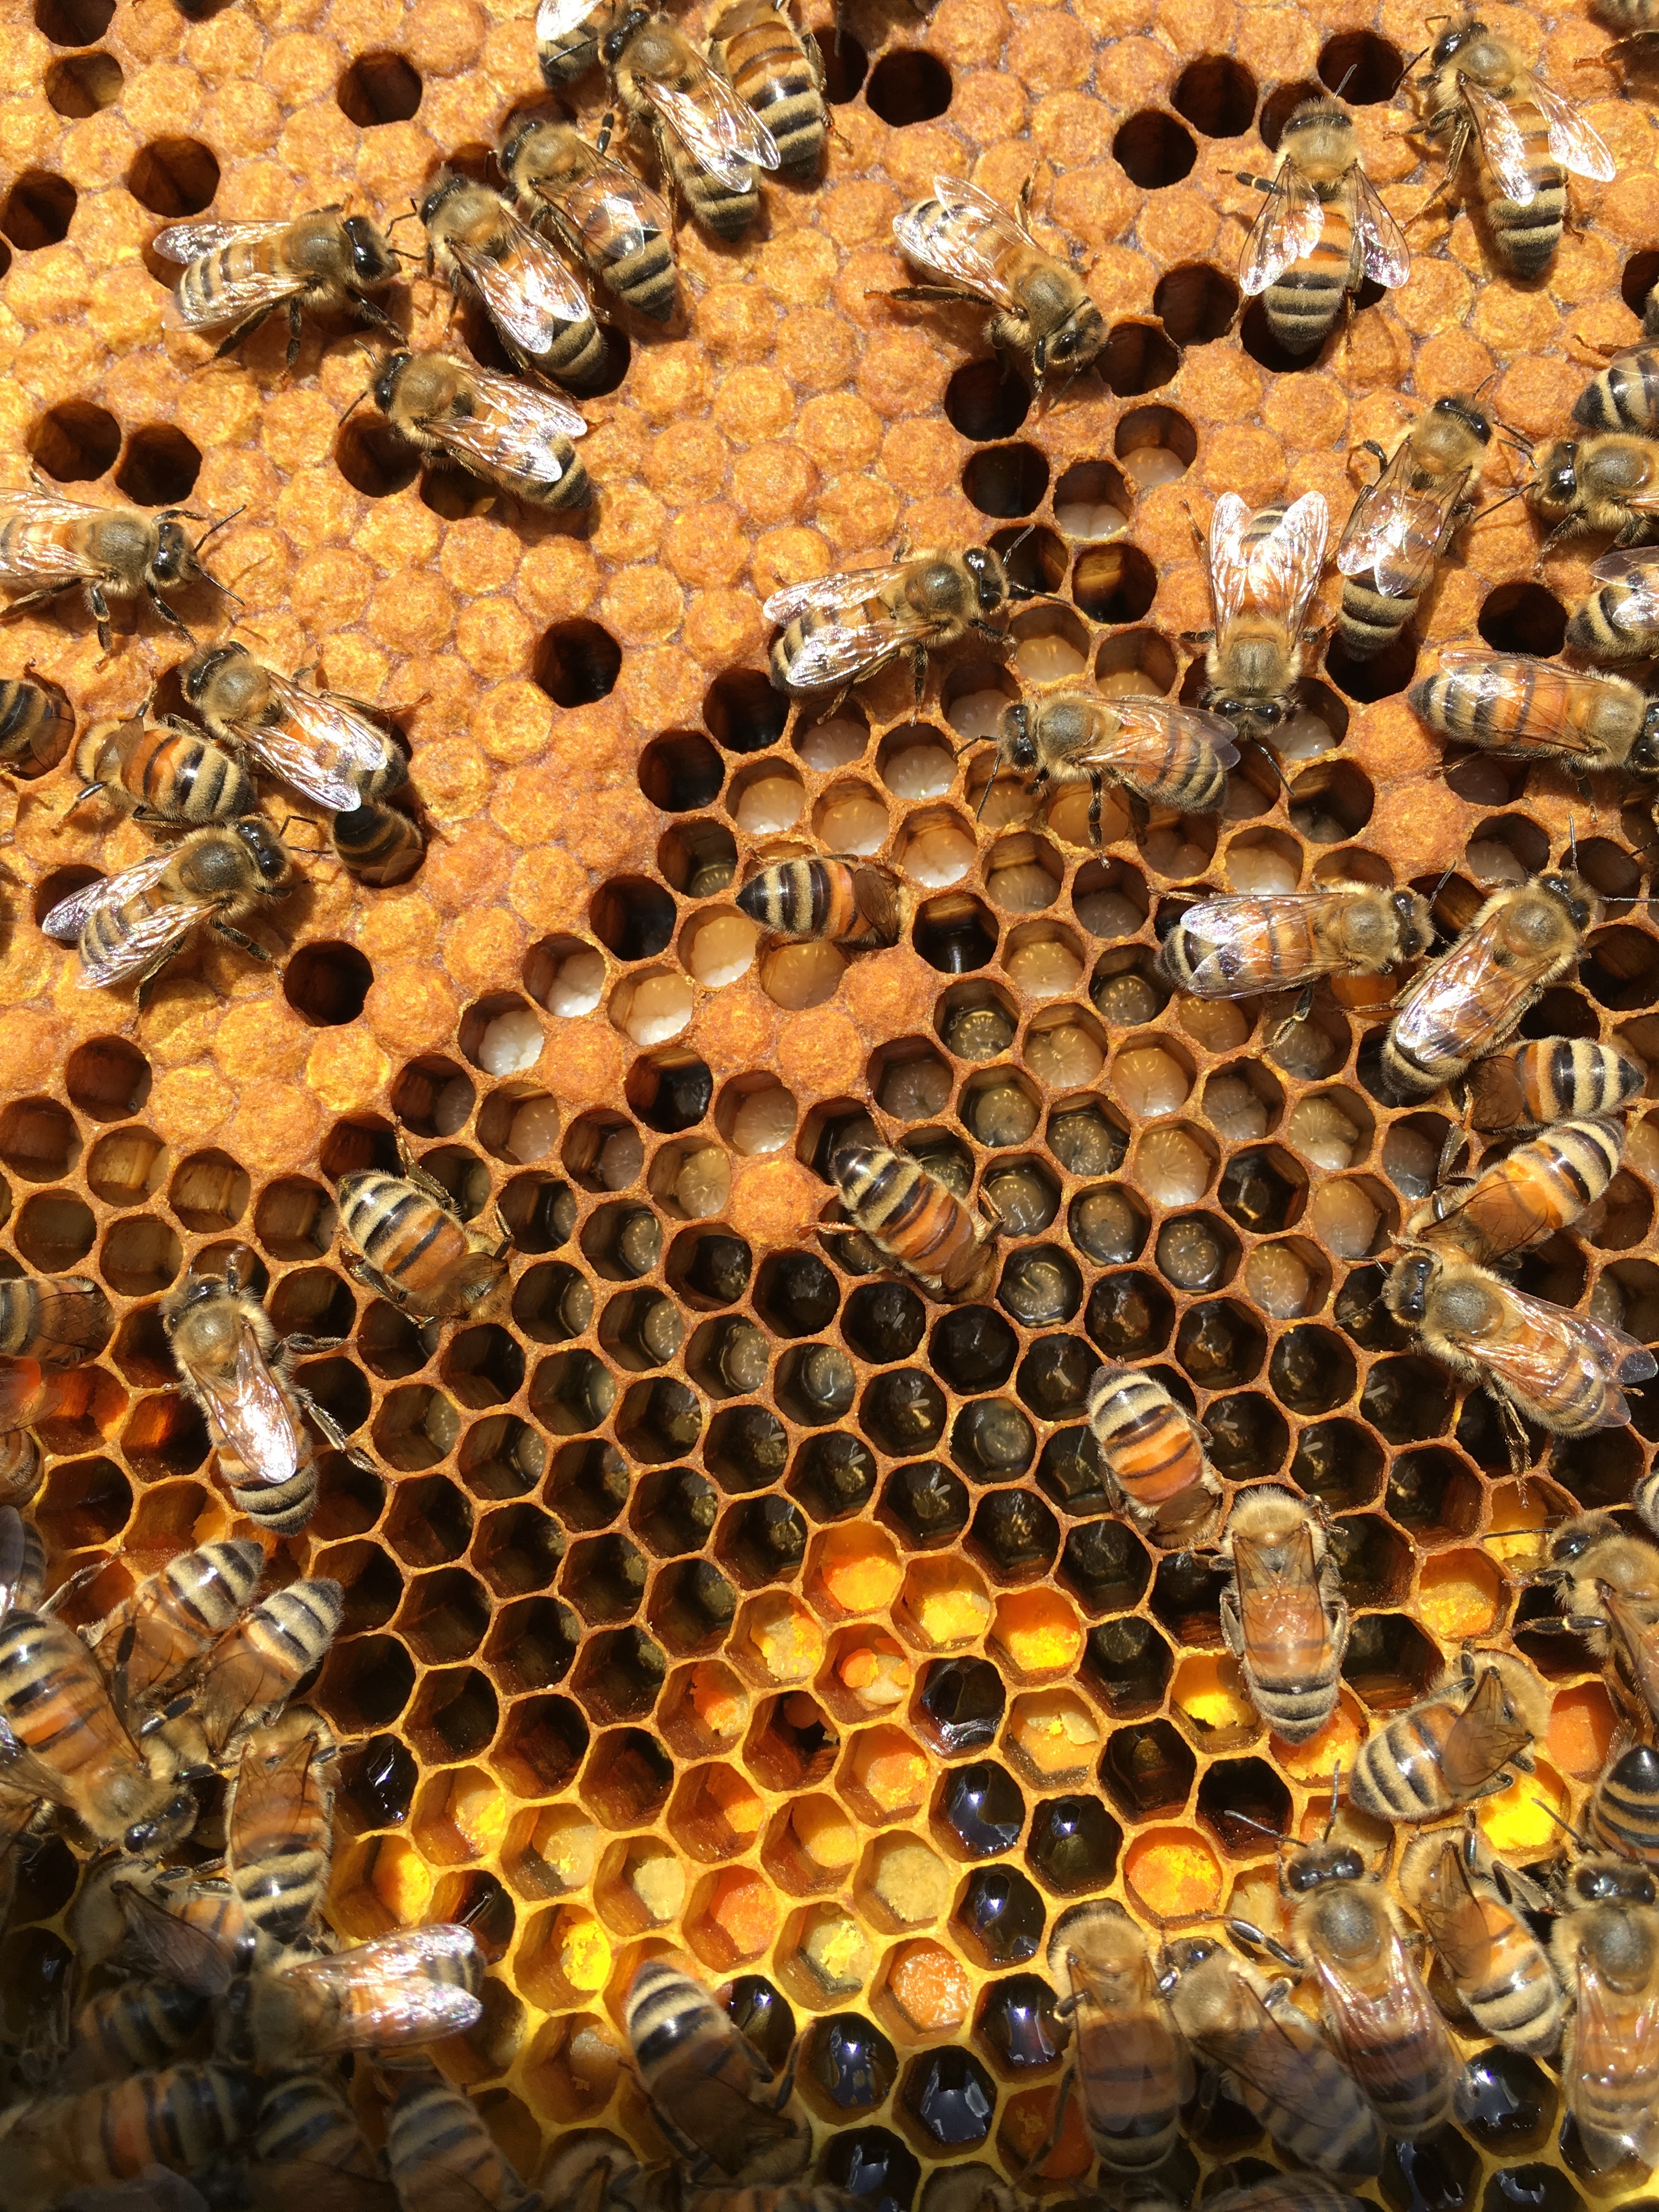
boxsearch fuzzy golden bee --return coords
[1158,882,1433,1004]
[217,1922,484,2070]
[0,1274,110,1368]
[1399,1822,1564,2055]
[1236,96,1408,358]
[71,709,257,830]
[1410,650,1659,782]
[1464,1036,1645,1131]
[174,1575,345,1764]
[40,820,296,1000]
[1197,491,1329,741]
[622,1957,809,2182]
[0,488,232,653]
[598,7,782,238]
[498,112,679,323]
[330,799,425,888]
[1381,871,1599,1101]
[891,174,1105,395]
[337,1142,510,1319]
[251,2073,392,2210]
[536,0,613,85]
[419,173,605,390]
[766,544,1018,708]
[1043,1900,1192,2171]
[181,641,407,814]
[709,0,827,181]
[82,1537,264,1720]
[1407,1116,1626,1266]
[0,670,71,776]
[1350,1647,1549,1821]
[1336,394,1495,658]
[1551,1854,1659,2173]
[1590,1742,1659,1867]
[363,349,591,512]
[1217,1485,1347,1743]
[226,1720,336,1959]
[1569,545,1659,661]
[154,206,400,366]
[1529,432,1659,553]
[735,856,900,950]
[1085,1363,1220,1548]
[825,1142,997,1301]
[985,691,1238,843]
[1415,16,1613,277]
[386,2070,540,2212]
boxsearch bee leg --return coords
[1013,2064,1075,2181]
[135,943,187,1008]
[1087,768,1105,848]
[353,295,405,341]
[1226,1920,1305,1975]
[207,920,274,963]
[1265,984,1315,1049]
[911,642,928,707]
[343,1251,407,1308]
[144,586,195,642]
[212,304,278,361]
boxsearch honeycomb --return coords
[1,0,1659,2196]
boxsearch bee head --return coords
[373,352,415,411]
[1385,1250,1435,1324]
[1430,18,1483,68]
[1537,440,1578,506]
[605,9,651,59]
[419,172,465,224]
[180,643,244,705]
[1537,870,1596,931]
[1571,1854,1657,1908]
[1283,1839,1366,1893]
[499,117,542,176]
[1434,393,1494,444]
[234,817,292,887]
[149,517,196,586]
[1391,889,1435,960]
[997,702,1036,770]
[125,1790,196,1855]
[962,545,1007,613]
[342,215,398,286]
[1634,702,1659,776]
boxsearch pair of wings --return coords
[1338,450,1476,598]
[1239,161,1409,296]
[894,174,1057,308]
[1232,1520,1336,1664]
[1415,649,1629,757]
[1194,1974,1378,2140]
[0,1612,149,1812]
[0,490,123,588]
[185,1305,307,1491]
[1163,892,1354,999]
[42,848,233,991]
[227,1728,329,1884]
[1063,699,1242,783]
[58,2170,213,2212]
[533,146,674,265]
[1386,904,1562,1074]
[1593,545,1659,622]
[1311,1936,1455,2107]
[1207,491,1329,642]
[220,667,397,810]
[763,561,920,690]
[285,1922,485,2051]
[1436,1269,1657,1430]
[155,217,316,331]
[443,203,594,352]
[1454,74,1616,202]
[417,358,587,486]
[1567,1943,1659,2170]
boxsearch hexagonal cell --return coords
[511,1262,594,1348]
[99,1215,183,1298]
[314,1634,416,1735]
[82,1126,166,1210]
[1058,1522,1150,1621]
[1289,1417,1386,1511]
[974,1972,1063,2076]
[718,1494,808,1587]
[950,1398,1034,1483]
[405,1665,498,1767]
[1025,1795,1122,1897]
[371,1384,462,1473]
[1122,1825,1222,1922]
[966,1490,1059,1588]
[480,1595,578,1698]
[1197,1756,1294,1855]
[1099,1718,1197,1821]
[399,1567,490,1667]
[1341,1611,1444,1711]
[521,2011,625,2129]
[411,1764,507,1866]
[322,1543,403,1638]
[1084,1271,1175,1361]
[499,1172,577,1256]
[571,1625,667,1724]
[860,1368,947,1458]
[530,1352,617,1438]
[1457,2048,1558,2157]
[878,1461,968,1554]
[837,1723,932,1829]
[1081,1617,1175,1724]
[904,2044,998,2147]
[705,1405,789,1494]
[579,1197,661,1278]
[439,1323,525,1411]
[383,1474,471,1569]
[649,1559,738,1657]
[335,1733,417,1835]
[559,1533,648,1628]
[930,1759,1025,1859]
[516,1902,614,2014]
[1176,1298,1266,1389]
[119,1393,208,1480]
[1361,1353,1455,1444]
[0,1097,79,1183]
[775,1343,859,1428]
[545,1441,628,1533]
[15,1191,95,1272]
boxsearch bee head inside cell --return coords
[1537,441,1577,505]
[180,642,242,705]
[963,545,1007,612]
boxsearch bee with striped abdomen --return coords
[1590,1742,1659,1867]
[53,1980,210,2091]
[1236,96,1409,358]
[1409,651,1659,785]
[499,112,679,324]
[0,1505,45,1619]
[1218,1485,1347,1743]
[1381,871,1599,1101]
[0,488,232,653]
[420,173,605,390]
[735,856,901,951]
[386,2069,540,2211]
[1530,432,1659,552]
[1569,546,1659,661]
[824,1142,998,1302]
[1575,321,1659,436]
[1551,1854,1659,2174]
[1407,1117,1626,1267]
[1086,1364,1220,1548]
[0,1274,110,1368]
[1198,492,1329,742]
[0,670,71,776]
[216,1921,484,2069]
[337,1138,509,1320]
[1465,1036,1645,1132]
[0,2064,255,2212]
[1044,1900,1192,2171]
[71,709,257,831]
[600,9,783,239]
[1549,1554,1659,1725]
[330,799,425,888]
[767,544,1017,709]
[709,0,826,183]
[986,691,1238,844]
[1350,1647,1549,1821]
[1158,882,1433,1005]
[891,173,1105,395]
[154,207,400,368]
[82,1538,263,1721]
[537,0,613,85]
[182,642,406,815]
[1398,1821,1564,2055]
[171,1576,344,1764]
[363,349,591,512]
[226,1718,336,1959]
[1415,18,1614,278]
[0,1429,38,1511]
[250,2072,396,2211]
[623,1956,810,2182]
[1336,395,1495,659]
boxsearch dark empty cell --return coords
[400,1567,490,1665]
[36,1458,131,1551]
[951,1398,1034,1481]
[1324,623,1419,703]
[637,730,724,811]
[44,43,121,116]
[820,2130,919,2212]
[990,521,1066,597]
[283,941,374,1027]
[998,1245,1081,1328]
[1519,986,1599,1043]
[579,1725,674,1826]
[1329,1514,1413,1609]
[1151,1548,1224,1647]
[572,1624,666,1723]
[809,2013,895,2111]
[1291,1417,1385,1510]
[1071,541,1157,623]
[916,1657,1005,1756]
[1455,1386,1525,1470]
[1583,926,1659,1012]
[879,1460,968,1548]
[721,1494,807,1585]
[1341,1611,1442,1708]
[316,1634,415,1734]
[1289,759,1373,842]
[1269,1325,1356,1413]
[1318,29,1404,103]
[64,1036,150,1122]
[1061,1520,1149,1616]
[1457,2050,1556,2155]
[1362,1353,1454,1443]
[1198,1757,1293,1852]
[914,892,997,973]
[114,424,201,508]
[904,2047,994,2148]
[816,25,867,102]
[122,1395,211,1480]
[1101,320,1181,396]
[746,1695,838,1792]
[865,47,951,123]
[649,1559,736,1655]
[669,1228,752,1307]
[1114,107,1197,187]
[1099,1718,1195,1820]
[754,1251,839,1335]
[1082,1618,1172,1718]
[1172,53,1256,134]
[789,1433,878,1525]
[16,1192,94,1270]
[704,668,788,754]
[1474,578,1568,658]
[935,1760,1025,1857]
[534,619,621,708]
[29,402,119,484]
[546,1440,628,1531]
[589,876,674,961]
[35,0,115,38]
[1,172,76,249]
[842,1280,926,1365]
[704,1405,788,1493]
[336,414,420,498]
[1085,1271,1172,1357]
[630,1466,715,1556]
[1387,1445,1480,1536]
[127,138,218,218]
[955,1865,1045,1970]
[962,443,1048,520]
[336,50,423,124]
[561,1531,647,1626]
[1026,1796,1120,1895]
[860,1369,946,1456]
[944,358,1031,442]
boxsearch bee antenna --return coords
[1332,61,1359,100]
[190,505,245,555]
[1473,485,1527,522]
[275,815,328,853]
[1324,1762,1340,1841]
[386,206,421,239]
[1531,1797,1580,1839]
[1219,1809,1287,1844]
[338,383,376,430]
[974,769,1001,822]
[1250,735,1291,793]
[1568,815,1579,871]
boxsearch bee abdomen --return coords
[1086,1369,1204,1507]
[529,437,592,510]
[1247,1671,1338,1743]
[1351,1711,1451,1817]
[1462,1943,1561,2052]
[1487,178,1564,276]
[1263,266,1345,355]
[142,730,254,822]
[607,231,678,321]
[1567,579,1659,660]
[244,1579,344,1677]
[736,856,848,938]
[67,1982,207,2084]
[255,2075,373,2172]
[338,1170,470,1295]
[673,147,760,239]
[538,313,607,391]
[742,82,826,179]
[1592,1745,1659,1864]
[1339,572,1418,660]
[1575,346,1659,433]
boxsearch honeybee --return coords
[1349,1647,1549,1821]
[1575,329,1659,436]
[0,1275,110,1368]
[1043,1900,1192,2170]
[499,113,679,324]
[65,1853,252,1989]
[735,856,900,950]
[0,1357,95,1434]
[1555,1568,1659,1725]
[82,1538,264,1717]
[217,1921,484,2069]
[176,1575,345,1763]
[337,1142,510,1319]
[0,1429,40,1511]
[226,1719,336,1959]
[710,0,828,181]
[1158,882,1433,1005]
[986,692,1238,844]
[1160,1938,1383,2176]
[1086,1363,1220,1548]
[766,545,1017,708]
[154,207,400,368]
[599,8,782,239]
[1381,871,1599,1102]
[1466,1036,1646,1131]
[330,800,425,888]
[1218,1485,1348,1743]
[70,710,257,831]
[537,0,612,86]
[1415,18,1614,278]
[1407,1116,1626,1267]
[1409,651,1659,787]
[0,670,72,775]
[40,820,296,1000]
[250,2073,394,2212]
[1336,395,1495,659]
[1529,433,1659,553]
[0,1504,45,1619]
[182,642,405,814]
[0,1610,194,1852]
[1236,96,1409,358]
[418,174,605,391]
[891,174,1105,396]
[0,488,232,653]
[0,2064,254,2212]
[623,1957,810,2182]
[386,2070,540,2212]
[1551,1854,1659,2173]
[823,1142,997,1302]
[1569,546,1659,661]
[1229,1831,1456,2138]
[53,1980,209,2091]
[1590,1742,1659,1866]
[1197,492,1330,741]
[1399,1821,1563,2055]
[363,350,591,512]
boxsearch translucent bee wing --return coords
[1460,79,1538,205]
[1205,492,1255,635]
[763,565,909,622]
[1249,490,1330,635]
[780,619,906,691]
[893,175,1033,310]
[1389,910,1524,1074]
[1460,1281,1655,1429]
[1312,1923,1455,2094]
[151,218,286,262]
[1528,73,1617,181]
[1102,697,1242,764]
[238,670,396,811]
[1349,165,1411,289]
[228,1730,319,1870]
[163,262,307,335]
[448,219,592,356]
[1567,1944,1659,2169]
[1237,162,1324,296]
[645,62,781,188]
[535,0,603,45]
[444,360,589,450]
[190,1311,307,1488]
[1592,546,1659,587]
[1427,651,1615,756]
[115,1881,244,1997]
[555,156,673,262]
[0,494,106,586]
[1233,1519,1334,1676]
[277,1923,484,2051]
[1339,449,1467,596]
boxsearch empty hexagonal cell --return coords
[481,1595,578,1697]
[455,1414,545,1504]
[467,1499,561,1600]
[314,1634,416,1735]
[398,1567,490,1667]
[98,1215,183,1299]
[13,1190,95,1273]
[320,1542,402,1639]
[629,1466,716,1558]
[966,1491,1059,1588]
[546,1442,628,1534]
[381,1474,470,1569]
[1054,1520,1147,1620]
[437,1323,524,1411]
[369,1384,461,1474]
[529,1352,616,1438]
[404,1665,498,1767]
[1341,1610,1444,1711]
[119,1393,208,1480]
[498,1173,576,1259]
[352,1297,431,1383]
[650,1559,738,1657]
[1327,1513,1414,1610]
[558,1532,647,1627]
[716,1495,807,1588]
[0,1098,79,1183]
[1082,1616,1175,1719]
[1361,1353,1455,1443]
[571,1625,667,1724]
[34,1454,131,1554]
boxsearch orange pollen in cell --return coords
[850,1728,929,1814]
[993,1588,1085,1676]
[702,1867,777,1960]
[886,1938,971,2030]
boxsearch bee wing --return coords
[1591,545,1659,602]
[151,218,286,262]
[1233,1520,1332,1658]
[188,1310,306,1485]
[1570,1945,1659,2168]
[1250,490,1330,634]
[42,845,179,945]
[0,493,107,586]
[1076,698,1241,787]
[1204,1979,1344,2120]
[1429,651,1613,755]
[278,1925,484,2051]
[1348,165,1410,289]
[1457,1282,1656,1428]
[116,1882,242,1996]
[240,669,396,810]
[1460,79,1539,206]
[644,60,781,188]
[0,1716,82,1811]
[1238,163,1324,297]
[535,0,600,45]
[562,156,673,261]
[763,563,910,622]
[448,220,592,356]
[431,363,590,481]
[778,618,907,691]
[1206,492,1255,635]
[229,1730,316,1865]
[1312,1934,1450,2096]
[1338,455,1466,598]
[1526,72,1617,182]
[0,1508,27,1620]
[893,175,1035,311]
